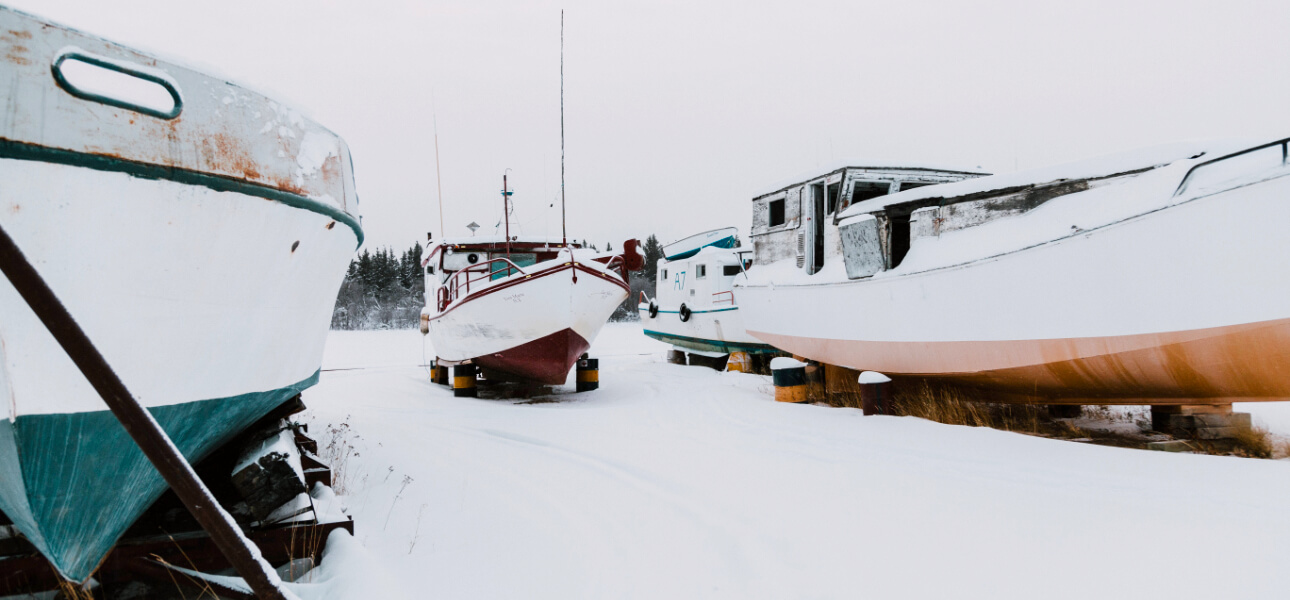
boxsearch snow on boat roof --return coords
[837,140,1242,222]
[667,245,747,264]
[439,235,579,247]
[752,158,990,199]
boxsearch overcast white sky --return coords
[13,0,1290,251]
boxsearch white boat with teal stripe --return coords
[0,7,360,582]
[639,234,778,355]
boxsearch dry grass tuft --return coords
[1231,425,1275,459]
[838,379,1055,435]
[320,417,362,495]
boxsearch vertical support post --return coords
[0,225,289,599]
[857,371,892,415]
[771,357,808,403]
[453,364,478,397]
[576,356,599,392]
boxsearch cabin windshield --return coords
[851,181,891,203]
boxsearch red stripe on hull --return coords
[473,328,590,385]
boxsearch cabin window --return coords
[826,182,841,214]
[723,265,741,276]
[889,212,912,268]
[851,181,891,204]
[768,198,785,227]
[662,268,668,280]
[696,264,707,279]
[898,181,933,192]
[426,265,434,275]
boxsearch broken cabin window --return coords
[723,265,741,276]
[768,198,786,227]
[888,211,912,268]
[851,181,890,204]
[826,182,841,214]
[696,264,707,279]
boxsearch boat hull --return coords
[427,259,627,385]
[638,304,778,354]
[738,173,1290,403]
[0,160,357,579]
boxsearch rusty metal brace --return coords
[0,223,291,600]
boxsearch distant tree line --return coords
[331,236,667,329]
[331,243,425,330]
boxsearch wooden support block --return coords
[858,371,892,416]
[667,349,687,365]
[230,427,307,522]
[1048,405,1082,419]
[299,451,332,488]
[688,351,730,371]
[726,352,751,373]
[1152,404,1249,439]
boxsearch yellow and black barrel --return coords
[576,357,599,392]
[431,360,450,386]
[771,357,808,403]
[453,364,478,397]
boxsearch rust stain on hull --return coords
[752,317,1290,404]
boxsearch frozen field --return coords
[303,324,1290,599]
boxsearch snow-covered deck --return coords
[302,325,1290,599]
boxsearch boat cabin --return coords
[749,164,987,275]
[655,246,752,310]
[424,236,583,309]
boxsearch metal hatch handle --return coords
[0,224,287,600]
[51,49,184,120]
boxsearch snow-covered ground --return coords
[302,324,1290,599]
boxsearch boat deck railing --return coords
[1175,137,1290,197]
[438,258,527,311]
[712,291,735,306]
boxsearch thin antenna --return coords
[433,103,445,239]
[560,9,567,247]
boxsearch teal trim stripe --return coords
[643,306,739,315]
[664,235,737,261]
[642,329,779,354]
[0,370,320,581]
[0,140,364,249]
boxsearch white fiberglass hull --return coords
[427,254,628,384]
[0,160,358,578]
[637,302,777,354]
[738,172,1290,402]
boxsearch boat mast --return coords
[503,172,512,257]
[560,9,567,248]
[433,103,445,241]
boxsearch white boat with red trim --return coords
[421,236,640,384]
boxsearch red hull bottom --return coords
[473,328,590,385]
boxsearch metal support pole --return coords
[0,224,290,600]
